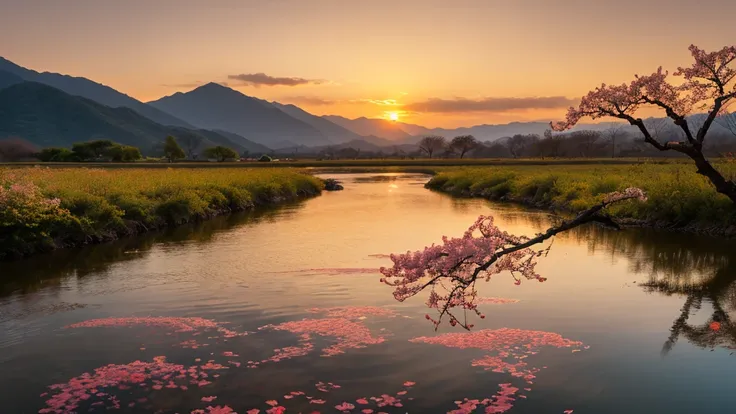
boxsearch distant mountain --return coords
[0,70,23,90]
[322,115,635,143]
[272,102,360,144]
[209,129,271,154]
[148,83,332,147]
[0,82,264,154]
[0,56,191,128]
[323,115,412,141]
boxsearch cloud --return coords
[280,96,402,106]
[162,81,229,88]
[228,72,325,87]
[403,96,577,113]
[281,96,335,106]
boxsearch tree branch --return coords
[698,91,736,144]
[640,96,697,146]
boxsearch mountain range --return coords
[0,82,269,154]
[4,55,724,156]
[0,57,192,128]
[147,83,335,149]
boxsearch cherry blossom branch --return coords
[380,188,648,330]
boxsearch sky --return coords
[1,0,735,128]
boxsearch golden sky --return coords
[2,0,735,128]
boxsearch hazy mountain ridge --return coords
[0,70,24,90]
[148,83,333,148]
[0,82,266,154]
[271,102,361,144]
[323,115,413,141]
[3,56,733,155]
[0,56,192,128]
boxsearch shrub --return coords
[0,167,324,258]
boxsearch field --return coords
[3,159,736,260]
[0,157,686,169]
[426,162,736,233]
[0,167,324,259]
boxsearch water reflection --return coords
[572,225,736,353]
[0,202,306,298]
[2,173,736,414]
[447,195,736,354]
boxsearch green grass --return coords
[0,167,323,259]
[0,157,689,169]
[426,163,736,228]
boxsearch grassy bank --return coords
[0,157,690,169]
[426,163,736,235]
[0,168,324,260]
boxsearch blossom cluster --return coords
[379,215,547,327]
[552,44,736,132]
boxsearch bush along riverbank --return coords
[0,168,325,260]
[426,163,736,237]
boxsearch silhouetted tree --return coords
[108,145,142,162]
[163,136,185,162]
[38,147,75,162]
[338,147,360,159]
[418,135,446,158]
[177,135,203,160]
[204,146,239,162]
[506,134,539,158]
[603,124,626,158]
[71,140,116,161]
[450,135,478,158]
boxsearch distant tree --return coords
[203,146,239,162]
[717,110,736,138]
[552,44,736,204]
[449,135,478,158]
[506,134,539,158]
[602,124,626,158]
[338,147,360,159]
[163,136,185,162]
[0,137,37,162]
[258,154,272,162]
[418,135,446,158]
[568,130,602,157]
[38,147,75,162]
[71,140,116,161]
[108,144,143,162]
[176,135,203,160]
[534,133,564,158]
[483,142,511,157]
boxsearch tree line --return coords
[0,136,249,163]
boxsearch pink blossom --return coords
[335,402,356,411]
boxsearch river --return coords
[1,173,735,414]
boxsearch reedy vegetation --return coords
[0,168,323,259]
[427,163,736,230]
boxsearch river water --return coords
[1,173,735,414]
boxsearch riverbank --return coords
[426,164,736,237]
[0,168,324,260]
[0,157,688,169]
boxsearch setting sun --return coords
[389,112,399,121]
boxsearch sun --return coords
[388,112,399,121]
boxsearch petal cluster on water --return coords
[412,328,585,413]
[261,317,385,358]
[307,306,398,319]
[66,316,243,339]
